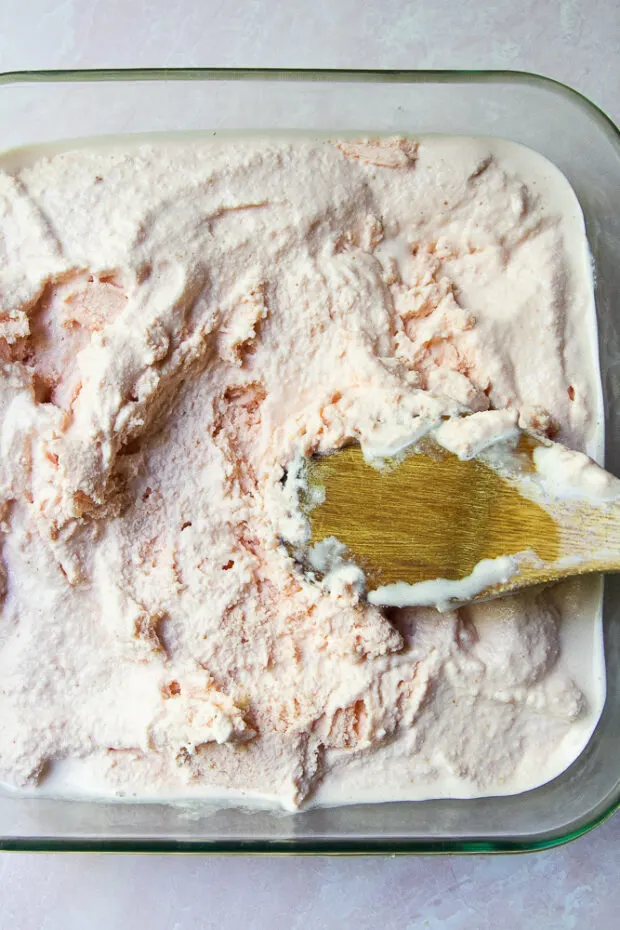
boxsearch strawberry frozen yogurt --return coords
[0,135,604,808]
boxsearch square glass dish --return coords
[0,68,619,854]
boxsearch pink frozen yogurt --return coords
[0,135,604,808]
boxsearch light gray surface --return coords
[1,816,619,929]
[1,1,619,927]
[2,0,619,125]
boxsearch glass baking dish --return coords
[0,68,619,854]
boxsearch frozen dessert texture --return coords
[0,135,604,808]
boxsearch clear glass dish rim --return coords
[0,65,618,140]
[0,66,617,855]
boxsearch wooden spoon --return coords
[294,431,620,609]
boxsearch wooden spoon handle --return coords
[299,434,620,607]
